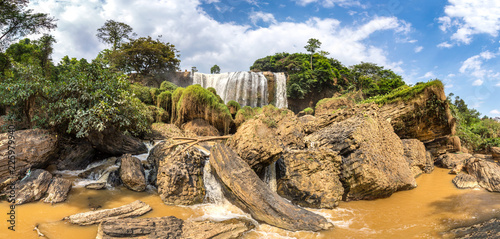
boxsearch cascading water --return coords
[264,161,277,192]
[193,71,274,108]
[273,72,288,109]
[203,159,225,204]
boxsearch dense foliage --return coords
[448,94,500,151]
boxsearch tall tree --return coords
[115,36,180,76]
[210,64,220,74]
[96,20,134,51]
[304,38,321,70]
[0,0,56,50]
[34,34,55,75]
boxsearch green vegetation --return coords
[96,20,135,51]
[160,80,178,91]
[303,107,314,115]
[361,80,443,105]
[211,64,220,74]
[130,83,153,105]
[448,94,500,151]
[226,100,241,116]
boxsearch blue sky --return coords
[29,0,500,117]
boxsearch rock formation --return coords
[182,118,219,136]
[149,141,206,205]
[119,154,146,192]
[277,149,344,208]
[305,110,416,201]
[210,144,333,232]
[87,127,147,156]
[465,157,500,192]
[55,137,96,170]
[43,177,72,203]
[401,139,434,177]
[14,169,52,205]
[64,200,152,226]
[0,129,58,184]
[452,173,479,189]
[435,153,473,169]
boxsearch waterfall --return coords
[193,71,269,108]
[203,160,224,204]
[264,161,277,192]
[274,72,288,109]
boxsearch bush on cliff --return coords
[172,84,232,134]
[227,100,241,116]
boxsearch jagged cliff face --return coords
[378,85,456,142]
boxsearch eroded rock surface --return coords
[277,149,343,208]
[210,144,333,232]
[402,139,434,177]
[43,177,72,203]
[87,127,147,156]
[119,154,146,192]
[435,153,473,169]
[465,158,500,192]
[64,200,152,226]
[14,169,52,205]
[452,173,479,189]
[305,112,416,201]
[182,118,219,136]
[56,138,96,170]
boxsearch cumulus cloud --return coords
[28,0,410,73]
[459,51,497,80]
[472,79,484,86]
[414,46,423,53]
[438,0,500,44]
[420,71,436,79]
[490,109,500,115]
[437,41,453,48]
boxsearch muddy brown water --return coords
[1,168,499,238]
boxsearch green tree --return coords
[34,34,55,77]
[0,0,57,49]
[304,38,321,70]
[210,64,220,74]
[350,62,404,97]
[96,20,135,51]
[115,36,180,76]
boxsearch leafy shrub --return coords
[160,81,178,91]
[303,107,314,115]
[130,83,153,104]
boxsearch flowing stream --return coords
[1,163,499,238]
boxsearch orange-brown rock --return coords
[401,139,434,177]
[182,118,219,136]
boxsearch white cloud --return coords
[439,0,500,44]
[28,0,409,73]
[414,46,423,53]
[472,79,484,86]
[437,41,453,48]
[421,71,436,79]
[459,51,498,80]
[249,11,277,25]
[448,73,456,77]
[490,109,500,115]
[293,0,361,8]
[496,82,500,87]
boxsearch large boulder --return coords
[226,119,282,174]
[315,94,355,116]
[401,139,434,177]
[87,127,147,156]
[210,144,333,232]
[145,123,185,140]
[149,141,206,205]
[0,129,58,184]
[55,138,96,170]
[119,154,146,192]
[304,112,416,201]
[425,136,462,158]
[181,218,256,239]
[277,149,344,209]
[465,157,500,192]
[452,173,479,189]
[447,218,500,239]
[435,153,473,169]
[14,169,52,205]
[43,177,72,204]
[491,146,500,159]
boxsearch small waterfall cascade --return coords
[193,71,269,108]
[264,161,277,192]
[203,159,225,204]
[273,72,288,109]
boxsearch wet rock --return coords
[465,158,500,192]
[447,217,500,239]
[78,157,119,180]
[43,177,72,203]
[96,216,255,239]
[0,129,58,183]
[435,153,473,169]
[151,141,206,205]
[119,154,146,192]
[210,144,333,232]
[56,138,96,171]
[305,112,416,201]
[106,169,122,187]
[85,182,107,190]
[182,118,219,136]
[87,127,147,156]
[14,169,52,205]
[452,173,479,189]
[64,200,152,226]
[226,119,282,174]
[402,139,433,177]
[277,149,344,209]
